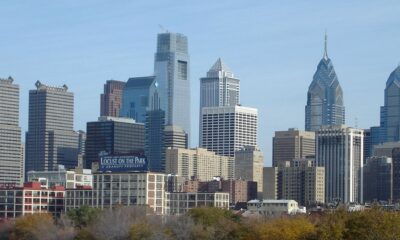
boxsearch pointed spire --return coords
[323,31,328,60]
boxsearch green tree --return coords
[66,205,100,229]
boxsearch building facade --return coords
[234,146,264,196]
[166,148,234,181]
[26,81,78,174]
[200,106,258,157]
[316,125,363,203]
[363,156,392,203]
[281,159,325,206]
[0,182,65,218]
[154,32,190,140]
[100,80,125,117]
[263,167,279,200]
[200,58,240,108]
[247,199,302,217]
[165,192,229,215]
[305,34,345,131]
[27,167,93,189]
[272,128,315,167]
[391,148,400,201]
[85,117,145,169]
[120,76,155,123]
[164,125,188,149]
[0,77,23,185]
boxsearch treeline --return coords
[1,206,400,239]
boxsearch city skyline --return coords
[1,1,400,165]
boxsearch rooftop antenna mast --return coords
[158,24,168,33]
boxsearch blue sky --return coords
[1,1,399,166]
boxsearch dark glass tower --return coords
[380,65,400,142]
[305,34,345,131]
[145,82,166,172]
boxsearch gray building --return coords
[164,125,188,149]
[119,76,155,123]
[200,106,258,157]
[263,167,279,200]
[200,58,239,108]
[305,34,345,131]
[363,156,392,203]
[391,148,400,201]
[380,65,400,142]
[0,77,23,184]
[272,128,315,167]
[26,81,78,174]
[154,32,190,140]
[316,125,363,203]
[85,117,144,169]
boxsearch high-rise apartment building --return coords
[200,106,258,157]
[154,32,190,139]
[120,76,155,123]
[200,58,239,108]
[272,128,315,167]
[100,80,125,117]
[0,77,23,184]
[164,125,188,149]
[316,125,363,203]
[234,146,264,196]
[281,159,325,206]
[85,117,144,169]
[363,156,392,203]
[380,65,400,142]
[26,81,78,174]
[165,148,234,181]
[263,167,279,200]
[305,34,345,131]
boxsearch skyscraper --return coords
[380,65,400,142]
[200,58,240,108]
[145,83,166,172]
[272,128,315,167]
[26,81,78,173]
[0,77,23,184]
[85,117,145,169]
[154,32,190,140]
[200,106,258,157]
[316,125,363,203]
[100,80,125,117]
[120,76,155,123]
[305,34,345,131]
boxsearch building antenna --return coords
[158,24,168,33]
[323,30,328,59]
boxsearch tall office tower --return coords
[120,76,155,123]
[263,167,279,200]
[145,84,166,172]
[391,148,400,201]
[380,65,400,142]
[281,159,325,206]
[26,81,78,173]
[154,32,190,139]
[316,125,363,203]
[0,77,23,184]
[363,156,392,203]
[305,34,345,131]
[272,128,315,167]
[235,146,264,197]
[165,148,234,181]
[200,58,239,108]
[77,130,86,168]
[363,129,371,164]
[373,142,400,158]
[100,80,125,117]
[164,125,188,149]
[85,117,144,169]
[200,106,258,157]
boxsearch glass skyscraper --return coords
[305,34,345,131]
[119,76,155,123]
[154,32,190,140]
[380,65,400,142]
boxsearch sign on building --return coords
[99,155,148,172]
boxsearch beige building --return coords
[166,148,234,181]
[263,167,279,200]
[272,128,315,167]
[281,159,324,206]
[247,199,303,216]
[235,146,264,196]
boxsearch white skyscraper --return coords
[0,77,23,185]
[200,106,258,158]
[316,125,363,203]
